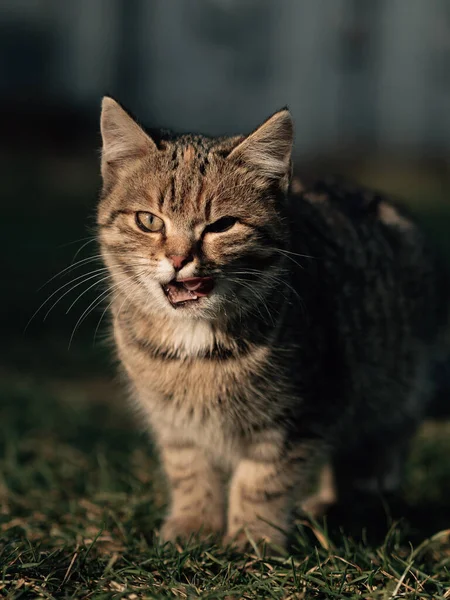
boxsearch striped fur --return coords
[97,98,448,551]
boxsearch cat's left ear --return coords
[227,109,293,190]
[100,97,157,180]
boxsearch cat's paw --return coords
[160,515,223,544]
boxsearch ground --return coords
[2,160,450,597]
[1,368,450,599]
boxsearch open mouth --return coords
[163,277,214,307]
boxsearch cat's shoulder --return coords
[291,175,415,232]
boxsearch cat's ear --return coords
[100,97,157,178]
[227,109,293,188]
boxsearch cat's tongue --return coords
[164,277,214,305]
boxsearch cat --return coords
[97,97,448,551]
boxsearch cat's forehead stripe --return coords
[161,137,212,215]
[183,145,195,164]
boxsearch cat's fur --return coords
[97,97,448,550]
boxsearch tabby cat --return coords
[97,97,448,551]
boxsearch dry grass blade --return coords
[1,375,449,598]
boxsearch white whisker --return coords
[26,267,110,329]
[70,237,98,265]
[37,255,106,291]
[228,277,274,326]
[65,274,112,314]
[70,268,147,348]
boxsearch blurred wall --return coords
[2,0,450,370]
[2,0,450,157]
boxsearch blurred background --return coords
[1,2,450,570]
[2,0,450,397]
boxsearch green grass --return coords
[2,163,450,597]
[1,374,450,599]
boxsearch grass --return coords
[1,373,450,599]
[2,164,450,597]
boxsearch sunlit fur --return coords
[98,98,291,327]
[98,98,449,551]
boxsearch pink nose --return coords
[169,255,192,271]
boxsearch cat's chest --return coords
[125,344,267,415]
[129,351,272,466]
[144,356,241,404]
[116,321,276,431]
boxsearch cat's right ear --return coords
[100,97,157,180]
[226,109,293,190]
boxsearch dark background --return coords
[1,4,450,591]
[2,0,450,378]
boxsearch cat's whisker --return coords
[227,268,306,322]
[56,235,97,250]
[228,289,244,324]
[271,249,305,269]
[70,237,98,264]
[65,274,113,315]
[115,276,146,320]
[94,270,146,343]
[229,269,301,302]
[68,282,121,350]
[274,248,317,260]
[70,269,147,348]
[38,252,148,291]
[68,290,112,350]
[27,261,148,331]
[228,277,275,326]
[89,280,130,345]
[26,267,111,330]
[43,271,112,322]
[37,255,106,291]
[231,273,292,306]
[93,287,123,345]
[65,261,148,317]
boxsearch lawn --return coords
[1,370,450,599]
[2,162,450,598]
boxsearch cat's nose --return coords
[168,255,193,271]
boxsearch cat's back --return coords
[280,178,449,432]
[288,178,449,347]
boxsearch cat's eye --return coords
[135,211,164,233]
[204,216,238,234]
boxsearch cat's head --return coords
[98,97,293,322]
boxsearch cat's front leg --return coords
[159,441,225,543]
[226,435,322,551]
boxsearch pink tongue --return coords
[183,280,204,291]
[180,277,214,293]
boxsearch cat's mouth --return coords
[163,277,214,307]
